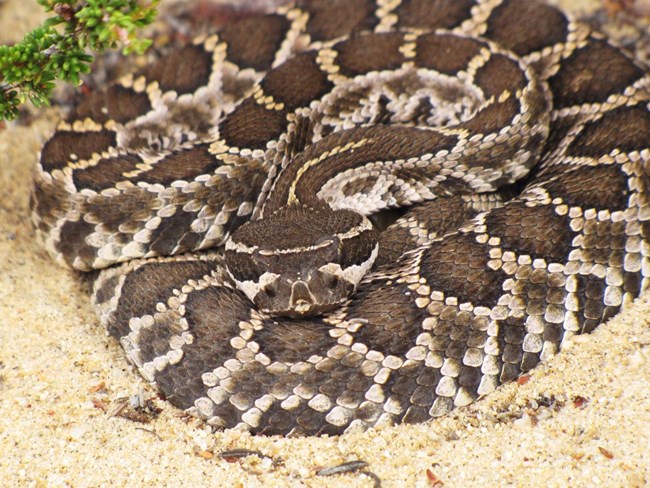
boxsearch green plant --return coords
[0,0,159,121]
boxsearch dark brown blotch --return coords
[623,270,642,296]
[377,197,484,267]
[41,130,117,172]
[252,318,338,363]
[341,174,379,198]
[255,402,302,435]
[142,44,213,94]
[72,154,142,192]
[156,285,250,410]
[335,32,406,78]
[341,226,378,268]
[580,219,627,266]
[303,0,378,43]
[347,281,427,356]
[135,312,185,365]
[396,0,476,29]
[261,52,334,110]
[484,0,569,56]
[540,164,630,212]
[69,89,111,124]
[103,258,221,339]
[403,365,443,409]
[219,98,288,149]
[414,33,484,75]
[176,232,204,255]
[93,273,121,308]
[573,274,610,333]
[420,232,507,308]
[567,104,650,158]
[459,95,520,134]
[31,178,72,233]
[474,54,527,98]
[133,144,223,186]
[148,210,198,256]
[232,205,365,250]
[56,219,98,270]
[219,13,292,71]
[106,85,151,123]
[485,200,575,263]
[548,38,645,108]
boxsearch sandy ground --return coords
[1,1,650,487]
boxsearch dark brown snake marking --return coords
[32,0,650,435]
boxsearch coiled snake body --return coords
[32,0,650,435]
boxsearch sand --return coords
[1,1,649,486]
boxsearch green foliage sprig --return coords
[0,0,159,121]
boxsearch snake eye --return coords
[326,276,339,289]
[263,285,276,298]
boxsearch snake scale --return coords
[32,0,650,436]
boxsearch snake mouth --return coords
[264,302,340,319]
[292,299,313,315]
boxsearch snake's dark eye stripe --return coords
[327,276,339,289]
[223,250,261,282]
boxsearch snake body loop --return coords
[32,0,650,435]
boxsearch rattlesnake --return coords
[32,0,650,435]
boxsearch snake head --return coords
[224,204,378,318]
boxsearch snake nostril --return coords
[264,286,276,298]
